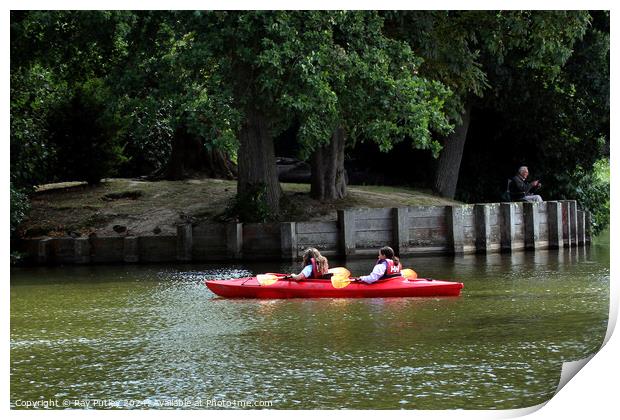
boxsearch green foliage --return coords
[11,11,452,197]
[542,159,610,236]
[10,65,66,188]
[384,11,591,121]
[10,10,608,232]
[383,11,490,119]
[184,11,453,161]
[572,160,609,236]
[380,10,608,234]
[113,11,240,174]
[11,11,133,186]
[457,11,609,233]
[221,183,272,223]
[11,11,135,80]
[486,11,590,77]
[190,11,321,137]
[270,11,454,158]
[121,97,175,173]
[10,183,30,238]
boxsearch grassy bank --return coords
[20,178,460,238]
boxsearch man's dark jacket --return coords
[509,175,540,201]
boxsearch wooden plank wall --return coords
[407,206,449,254]
[242,223,281,260]
[295,222,339,257]
[354,208,393,255]
[192,224,227,260]
[17,200,588,264]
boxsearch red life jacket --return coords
[310,257,321,279]
[309,257,331,279]
[377,258,402,279]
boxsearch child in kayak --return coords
[290,248,330,281]
[356,246,402,284]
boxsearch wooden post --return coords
[474,204,491,253]
[447,205,464,255]
[393,207,409,255]
[338,209,356,256]
[585,211,592,244]
[569,200,578,247]
[124,236,139,263]
[577,211,586,245]
[500,203,515,252]
[176,224,193,261]
[74,238,91,264]
[547,201,563,249]
[280,222,297,260]
[226,223,243,259]
[523,202,540,250]
[561,200,572,248]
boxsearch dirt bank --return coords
[20,178,461,238]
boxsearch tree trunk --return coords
[310,126,348,200]
[161,125,236,180]
[237,109,282,213]
[432,105,472,199]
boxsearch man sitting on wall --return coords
[509,166,543,202]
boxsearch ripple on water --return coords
[10,254,610,409]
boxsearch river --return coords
[10,232,609,409]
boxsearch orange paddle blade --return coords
[257,274,280,286]
[331,274,353,289]
[328,267,351,278]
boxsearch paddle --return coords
[327,267,351,278]
[258,266,351,286]
[330,268,418,289]
[258,267,352,287]
[330,273,353,289]
[256,274,291,286]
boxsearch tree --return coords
[385,11,591,198]
[11,11,134,186]
[457,11,609,231]
[288,12,453,200]
[188,11,311,216]
[111,11,239,180]
[177,11,453,218]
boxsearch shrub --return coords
[221,184,273,223]
[574,159,610,236]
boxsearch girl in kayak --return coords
[290,248,330,281]
[357,246,402,284]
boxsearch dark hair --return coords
[380,246,400,265]
[380,246,394,259]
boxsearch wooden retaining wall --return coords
[16,200,591,265]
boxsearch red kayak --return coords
[205,275,463,299]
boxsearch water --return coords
[10,234,609,409]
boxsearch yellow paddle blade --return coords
[257,274,279,286]
[328,267,351,278]
[402,268,418,280]
[330,274,352,289]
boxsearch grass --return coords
[20,178,461,238]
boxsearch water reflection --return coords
[10,234,609,409]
